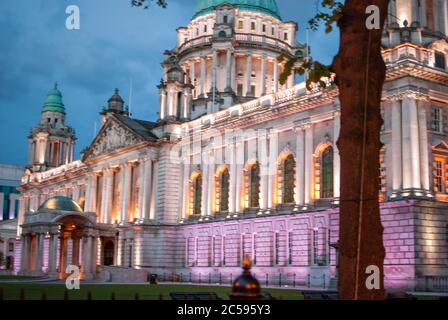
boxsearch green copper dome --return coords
[42,83,65,113]
[39,196,83,213]
[194,0,281,20]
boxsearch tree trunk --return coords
[332,0,389,300]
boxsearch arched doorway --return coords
[55,214,96,280]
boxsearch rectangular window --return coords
[223,15,228,24]
[433,107,443,132]
[250,85,256,96]
[312,229,318,265]
[237,83,243,96]
[204,25,207,33]
[435,160,445,193]
[274,232,279,266]
[262,24,266,33]
[288,231,293,265]
[251,21,256,30]
[284,32,288,41]
[272,28,275,36]
[238,20,244,29]
[435,51,446,69]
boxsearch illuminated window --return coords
[321,146,334,198]
[191,173,202,215]
[435,160,444,193]
[249,163,260,208]
[217,168,230,212]
[282,154,296,204]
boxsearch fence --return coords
[155,272,329,289]
[415,276,448,292]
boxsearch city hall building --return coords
[13,0,448,290]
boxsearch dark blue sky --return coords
[0,0,339,166]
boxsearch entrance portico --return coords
[19,196,99,280]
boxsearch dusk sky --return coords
[0,0,339,166]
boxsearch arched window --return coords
[217,168,230,212]
[191,173,202,216]
[249,163,260,208]
[218,30,227,38]
[321,147,334,198]
[282,154,296,204]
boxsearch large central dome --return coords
[194,0,281,19]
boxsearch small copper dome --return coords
[38,196,83,213]
[230,255,262,300]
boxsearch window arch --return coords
[190,172,202,216]
[215,167,230,213]
[277,153,296,205]
[321,146,334,199]
[282,154,296,204]
[246,162,260,208]
[432,141,448,201]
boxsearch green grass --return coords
[0,283,304,300]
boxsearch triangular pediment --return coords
[83,116,145,160]
[433,140,448,152]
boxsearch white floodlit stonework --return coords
[12,1,448,290]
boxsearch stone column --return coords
[81,235,92,279]
[207,150,215,216]
[304,124,314,205]
[104,169,114,224]
[295,127,305,206]
[261,54,267,96]
[267,130,278,209]
[333,110,341,200]
[48,233,58,274]
[273,58,279,92]
[245,54,253,96]
[160,90,167,120]
[212,49,218,93]
[259,131,269,210]
[201,150,209,217]
[225,48,233,91]
[137,161,146,221]
[228,142,237,213]
[418,99,431,192]
[391,99,402,192]
[181,159,190,220]
[189,59,195,87]
[402,95,421,190]
[35,233,44,274]
[141,159,153,222]
[119,163,132,223]
[20,234,30,273]
[412,0,420,23]
[91,237,98,274]
[235,139,245,213]
[59,236,68,278]
[200,55,206,97]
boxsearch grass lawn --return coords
[0,283,304,300]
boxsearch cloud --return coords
[0,0,339,165]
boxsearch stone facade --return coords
[13,0,448,291]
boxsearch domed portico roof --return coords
[38,196,83,213]
[194,0,281,20]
